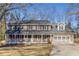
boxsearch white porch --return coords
[6,35,53,44]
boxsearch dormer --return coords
[57,23,65,31]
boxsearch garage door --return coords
[53,35,71,44]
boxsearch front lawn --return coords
[0,44,53,56]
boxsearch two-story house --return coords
[5,20,53,45]
[5,20,75,45]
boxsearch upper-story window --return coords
[27,25,32,30]
[43,26,47,30]
[22,25,36,30]
[59,25,64,30]
[36,25,47,30]
[36,25,52,30]
[40,26,44,30]
[8,25,12,30]
[58,23,65,30]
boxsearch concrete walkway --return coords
[50,44,79,56]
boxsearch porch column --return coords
[37,35,39,43]
[14,35,16,44]
[24,35,27,45]
[70,35,74,44]
[41,35,43,43]
[24,35,26,44]
[31,35,33,43]
[50,34,52,44]
[27,35,28,44]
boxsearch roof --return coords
[6,30,53,35]
[22,20,50,24]
[8,20,51,25]
[52,29,75,34]
[6,29,75,35]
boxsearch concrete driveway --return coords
[50,44,79,56]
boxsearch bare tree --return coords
[0,3,32,42]
[0,3,32,21]
[64,4,78,30]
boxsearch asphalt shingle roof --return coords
[8,20,51,25]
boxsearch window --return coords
[43,35,47,42]
[9,35,15,39]
[12,35,15,39]
[59,26,63,30]
[43,26,47,30]
[62,37,65,39]
[16,35,19,39]
[19,35,24,39]
[40,26,43,30]
[47,35,50,38]
[47,26,48,30]
[9,35,12,38]
[8,25,12,30]
[51,26,53,29]
[22,35,24,38]
[54,37,57,39]
[43,35,47,39]
[33,35,40,42]
[67,37,69,39]
[20,26,23,29]
[25,35,27,38]
[58,37,61,39]
[55,25,58,28]
[33,35,36,38]
[38,26,40,30]
[27,26,32,30]
[32,26,36,30]
[28,35,31,38]
[38,35,41,38]
[23,26,26,30]
[33,35,41,38]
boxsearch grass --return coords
[0,44,53,56]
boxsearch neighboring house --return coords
[5,20,75,45]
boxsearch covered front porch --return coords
[6,34,53,44]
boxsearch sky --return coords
[8,3,78,29]
[9,3,72,22]
[25,3,69,22]
[25,3,77,28]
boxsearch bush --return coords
[48,39,51,44]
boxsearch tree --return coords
[65,4,78,31]
[0,3,32,42]
[65,4,79,39]
[0,3,32,21]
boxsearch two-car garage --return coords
[52,33,74,44]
